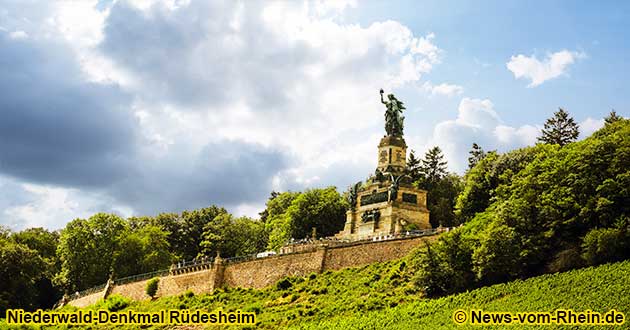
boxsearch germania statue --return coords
[379,89,406,137]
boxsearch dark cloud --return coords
[109,141,289,215]
[0,33,136,187]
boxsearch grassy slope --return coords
[289,260,630,330]
[5,258,628,330]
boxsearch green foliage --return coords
[411,231,474,296]
[604,109,623,125]
[467,142,486,169]
[0,236,47,314]
[102,294,130,312]
[266,188,347,250]
[289,261,630,330]
[38,256,630,330]
[145,277,159,298]
[259,191,282,223]
[55,213,173,293]
[114,225,174,278]
[200,213,267,258]
[405,149,422,182]
[11,227,59,263]
[581,226,629,266]
[472,222,521,284]
[419,119,630,296]
[178,206,228,260]
[418,146,447,184]
[9,227,61,309]
[455,146,540,222]
[538,107,580,146]
[55,214,126,292]
[425,173,462,227]
[412,147,462,227]
[276,278,292,290]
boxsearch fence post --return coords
[317,244,329,273]
[211,253,225,291]
[102,278,115,300]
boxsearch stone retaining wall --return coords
[67,234,439,307]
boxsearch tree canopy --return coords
[414,118,630,297]
[538,107,580,146]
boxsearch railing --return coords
[69,283,107,301]
[113,269,171,285]
[61,226,454,305]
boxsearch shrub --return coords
[276,278,293,290]
[582,227,628,266]
[145,277,159,298]
[104,295,130,312]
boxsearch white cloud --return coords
[96,1,443,195]
[506,50,585,87]
[418,97,538,173]
[3,181,132,230]
[455,98,500,128]
[579,117,605,137]
[494,124,539,146]
[422,81,463,97]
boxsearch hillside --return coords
[289,260,630,329]
[4,258,628,329]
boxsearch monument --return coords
[336,89,430,240]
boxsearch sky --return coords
[1,0,628,230]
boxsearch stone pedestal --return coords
[337,135,430,240]
[339,181,430,240]
[377,135,407,175]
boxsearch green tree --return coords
[0,237,47,313]
[472,222,521,284]
[405,149,422,182]
[411,231,474,297]
[266,188,347,250]
[581,226,629,266]
[427,174,463,228]
[467,143,486,169]
[264,191,301,249]
[604,110,623,125]
[178,206,227,260]
[114,225,174,277]
[538,107,579,146]
[11,228,61,309]
[200,214,268,258]
[285,187,347,240]
[259,191,281,223]
[419,146,448,186]
[145,277,159,298]
[55,214,127,292]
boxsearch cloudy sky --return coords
[1,0,628,230]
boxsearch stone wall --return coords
[222,248,326,289]
[323,235,438,271]
[66,233,442,307]
[67,291,103,308]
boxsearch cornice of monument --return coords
[378,134,407,148]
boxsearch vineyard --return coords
[5,257,628,330]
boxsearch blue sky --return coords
[0,0,627,230]
[357,0,630,125]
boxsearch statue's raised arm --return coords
[379,88,387,105]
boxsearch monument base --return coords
[336,181,430,240]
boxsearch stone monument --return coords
[336,89,430,240]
